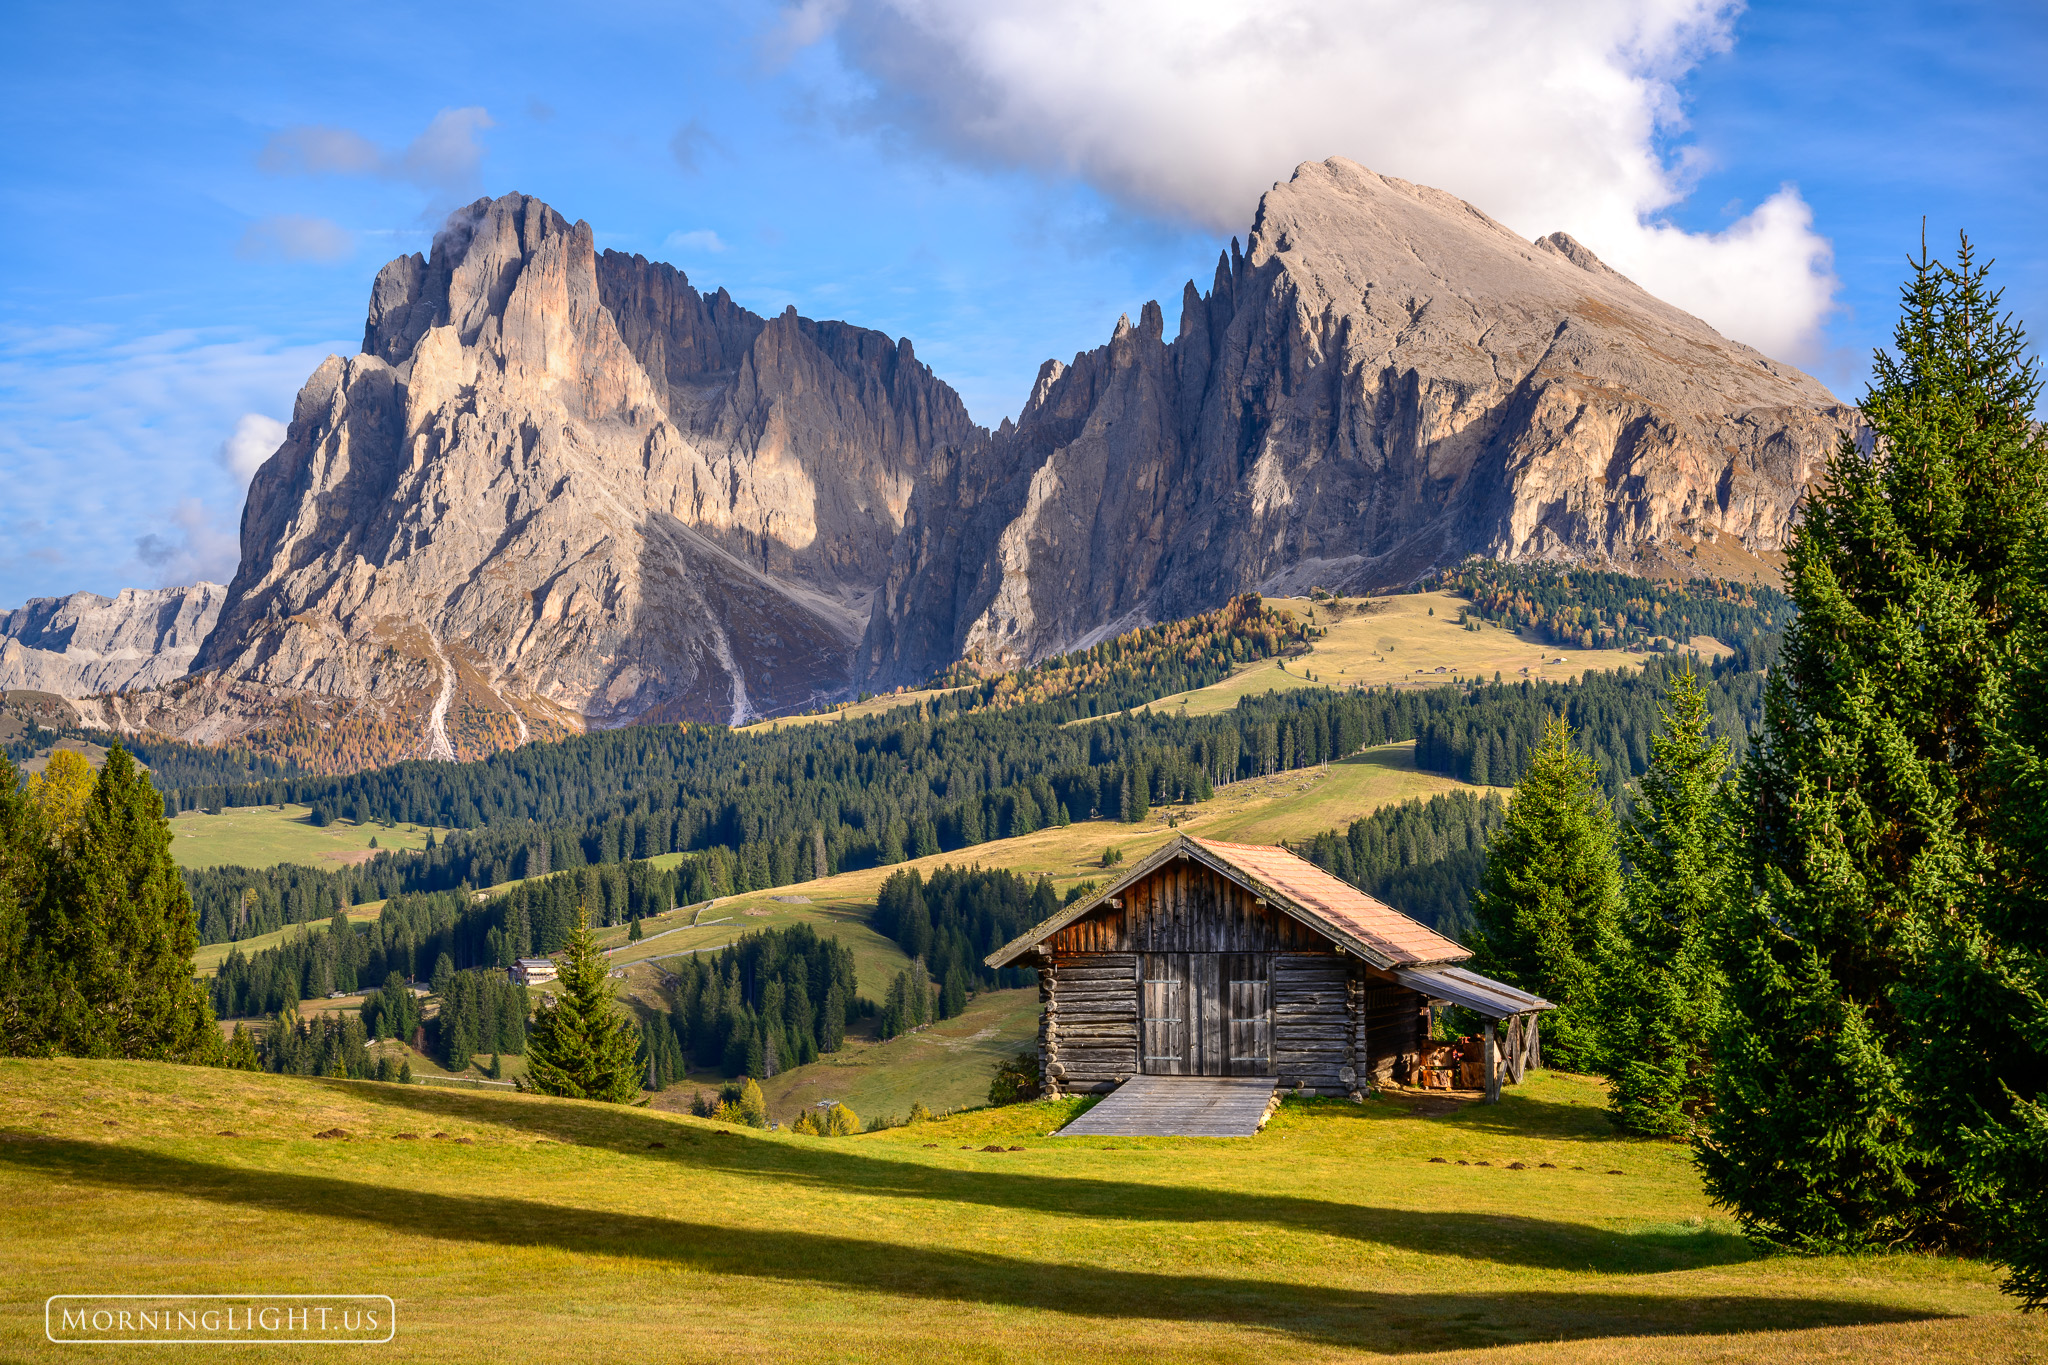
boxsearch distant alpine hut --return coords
[511,957,558,986]
[985,835,1551,1102]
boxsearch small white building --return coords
[511,957,558,986]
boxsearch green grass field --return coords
[1122,590,1728,721]
[0,1058,2033,1363]
[169,804,438,871]
[729,986,1042,1126]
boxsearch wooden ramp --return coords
[1056,1076,1278,1138]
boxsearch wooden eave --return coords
[984,834,1471,972]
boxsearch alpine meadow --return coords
[3,5,2045,1360]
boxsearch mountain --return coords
[58,160,1851,763]
[859,158,1853,682]
[77,193,979,762]
[0,584,225,697]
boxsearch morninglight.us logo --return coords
[45,1295,394,1345]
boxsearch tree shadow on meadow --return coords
[65,1079,1743,1278]
[0,1132,1945,1357]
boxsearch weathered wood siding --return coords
[1041,953,1137,1094]
[1273,953,1350,1091]
[1041,856,1432,1097]
[1046,861,1327,955]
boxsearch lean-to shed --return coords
[985,835,1551,1102]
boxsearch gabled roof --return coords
[985,834,1471,971]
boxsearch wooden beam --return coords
[1484,1019,1501,1104]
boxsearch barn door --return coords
[1225,953,1271,1076]
[1140,953,1188,1075]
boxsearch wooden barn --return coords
[986,835,1551,1104]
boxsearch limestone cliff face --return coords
[154,192,977,754]
[72,164,1848,760]
[862,158,1853,681]
[0,584,225,697]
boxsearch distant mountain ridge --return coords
[12,159,1855,763]
[0,584,225,697]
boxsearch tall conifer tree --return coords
[1470,717,1620,1070]
[34,748,216,1059]
[1887,242,2046,1303]
[1603,668,1733,1135]
[524,906,641,1102]
[1704,238,2048,1259]
[0,755,53,1053]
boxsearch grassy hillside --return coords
[0,1058,2032,1362]
[1128,590,1708,719]
[169,803,438,871]
[732,986,1043,1125]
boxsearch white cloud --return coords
[256,107,495,199]
[134,499,240,588]
[219,413,288,484]
[788,0,1839,363]
[663,229,728,254]
[234,214,356,263]
[0,324,347,605]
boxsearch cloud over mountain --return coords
[789,0,1837,362]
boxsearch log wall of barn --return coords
[1039,953,1138,1094]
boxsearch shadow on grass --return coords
[114,1079,1751,1277]
[0,1133,1943,1355]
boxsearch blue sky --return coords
[2,0,2042,607]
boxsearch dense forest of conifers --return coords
[1436,560,1791,658]
[872,864,1059,1000]
[928,593,1319,714]
[179,655,1773,947]
[1413,654,1766,801]
[637,924,860,1083]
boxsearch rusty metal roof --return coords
[1185,837,1471,967]
[985,834,1472,970]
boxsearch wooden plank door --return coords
[1140,953,1187,1075]
[1225,952,1272,1076]
[1189,953,1223,1076]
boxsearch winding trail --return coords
[424,630,457,762]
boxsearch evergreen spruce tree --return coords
[523,906,642,1102]
[1602,668,1733,1135]
[1897,243,2046,1302]
[0,754,54,1054]
[224,1023,261,1071]
[48,748,217,1060]
[1704,238,2048,1261]
[1470,717,1620,1070]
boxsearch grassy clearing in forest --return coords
[1130,591,1666,719]
[168,803,437,871]
[0,1058,2032,1364]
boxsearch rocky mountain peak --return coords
[55,163,1853,769]
[859,157,1854,682]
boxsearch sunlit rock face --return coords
[862,158,1852,682]
[157,192,978,751]
[72,164,1849,763]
